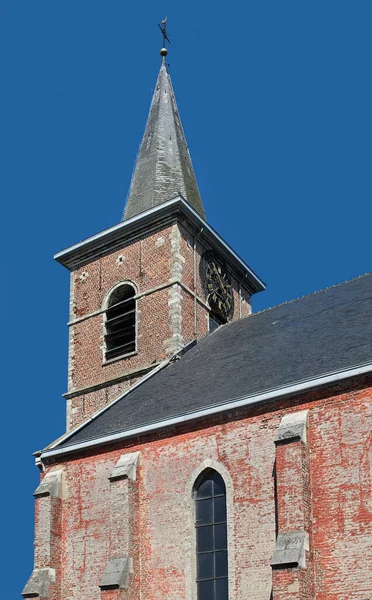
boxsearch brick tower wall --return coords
[65,220,252,431]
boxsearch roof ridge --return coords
[205,273,371,334]
[195,273,372,342]
[250,272,372,319]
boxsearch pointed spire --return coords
[122,59,206,221]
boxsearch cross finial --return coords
[158,17,170,59]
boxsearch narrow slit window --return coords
[195,470,228,600]
[105,284,136,360]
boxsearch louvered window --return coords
[195,470,228,600]
[105,284,136,360]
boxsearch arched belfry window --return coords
[195,470,228,600]
[104,284,136,361]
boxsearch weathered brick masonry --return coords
[34,380,371,600]
[66,221,251,430]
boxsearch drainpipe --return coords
[240,273,248,318]
[239,281,242,318]
[193,228,204,337]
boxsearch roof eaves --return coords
[40,360,372,461]
[42,357,172,454]
[40,339,198,455]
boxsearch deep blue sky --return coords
[1,1,371,596]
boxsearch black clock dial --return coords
[201,251,234,320]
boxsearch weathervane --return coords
[158,17,170,58]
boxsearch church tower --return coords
[23,24,372,600]
[56,42,265,432]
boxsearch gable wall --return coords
[40,383,372,600]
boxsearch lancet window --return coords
[195,470,228,600]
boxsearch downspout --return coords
[193,228,204,337]
[240,273,248,318]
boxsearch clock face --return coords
[201,251,234,320]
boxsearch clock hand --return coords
[213,265,226,295]
[209,290,224,303]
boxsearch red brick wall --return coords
[66,221,252,430]
[69,225,176,390]
[311,386,372,600]
[42,382,372,600]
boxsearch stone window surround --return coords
[102,280,139,364]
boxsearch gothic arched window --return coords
[104,284,136,361]
[195,470,228,600]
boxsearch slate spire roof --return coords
[122,59,206,221]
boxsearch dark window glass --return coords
[214,524,227,550]
[105,285,136,360]
[214,496,227,523]
[197,553,214,580]
[212,472,225,496]
[195,470,228,600]
[215,551,228,578]
[196,498,213,526]
[198,580,214,600]
[216,577,228,600]
[197,477,213,499]
[197,526,213,552]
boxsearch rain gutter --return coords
[41,361,372,460]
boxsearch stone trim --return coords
[274,410,309,445]
[271,531,309,569]
[102,350,138,367]
[63,363,160,399]
[67,279,209,326]
[99,557,132,590]
[165,283,184,355]
[57,213,178,270]
[34,470,63,499]
[101,280,139,364]
[22,568,56,598]
[101,279,139,311]
[67,272,76,406]
[109,452,139,482]
[164,225,185,355]
[184,459,236,600]
[272,409,313,598]
[103,451,140,594]
[24,472,64,598]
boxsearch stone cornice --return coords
[54,197,265,295]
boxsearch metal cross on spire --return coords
[158,17,171,58]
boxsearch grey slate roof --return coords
[123,61,205,221]
[57,274,372,449]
